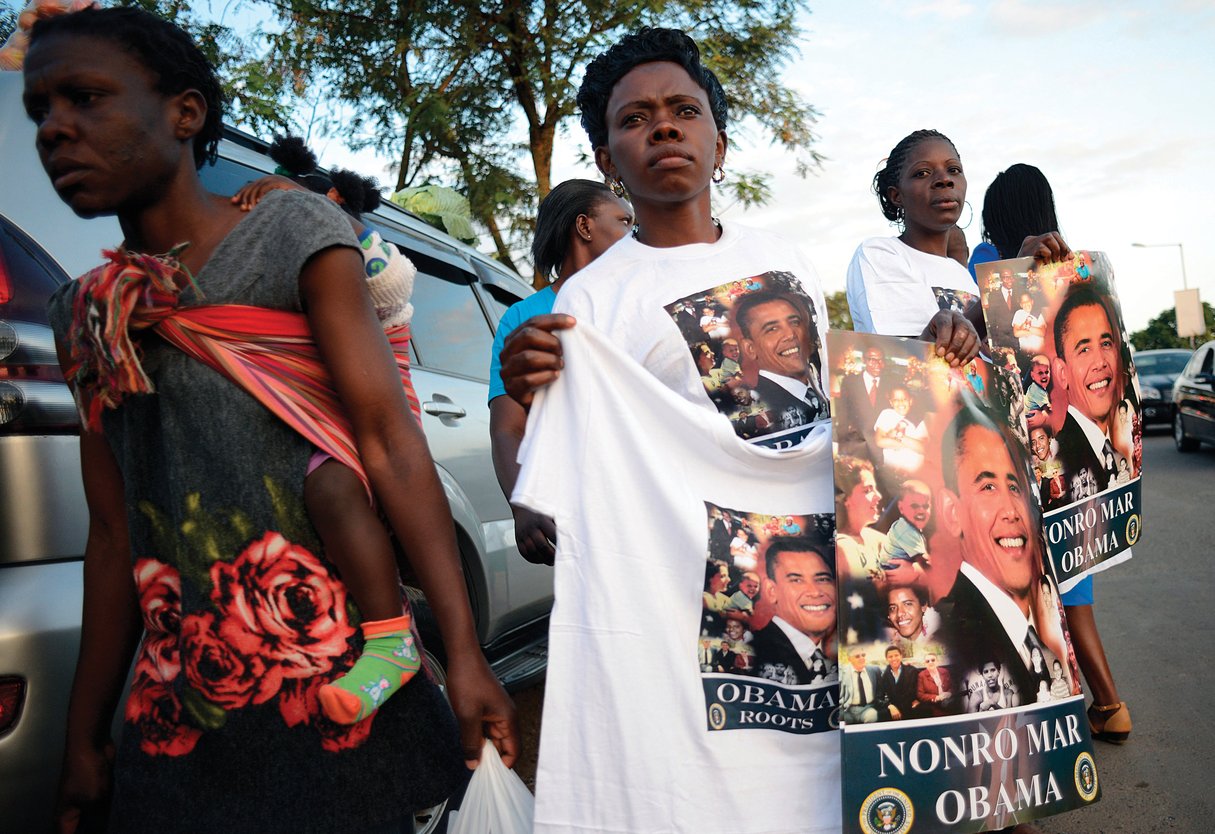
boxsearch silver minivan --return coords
[0,70,551,833]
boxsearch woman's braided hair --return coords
[872,129,956,224]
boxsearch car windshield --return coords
[1135,352,1190,375]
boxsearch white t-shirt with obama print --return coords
[554,221,831,450]
[514,320,840,834]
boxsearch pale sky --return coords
[544,0,1215,334]
[39,0,1204,334]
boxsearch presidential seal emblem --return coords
[707,702,727,731]
[1074,751,1098,801]
[860,787,913,834]
[1125,513,1141,546]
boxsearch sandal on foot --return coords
[1088,701,1131,743]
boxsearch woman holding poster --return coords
[835,131,1102,833]
[829,331,1094,834]
[497,30,981,834]
[974,163,1132,745]
[847,130,1069,346]
[846,130,981,340]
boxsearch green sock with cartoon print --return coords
[318,613,421,724]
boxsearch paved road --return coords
[1035,431,1215,833]
[511,433,1215,832]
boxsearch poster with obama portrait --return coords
[975,252,1141,592]
[663,270,828,449]
[827,330,1099,834]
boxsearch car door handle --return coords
[423,400,467,419]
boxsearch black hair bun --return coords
[329,168,382,217]
[268,135,318,177]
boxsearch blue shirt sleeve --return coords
[488,287,556,403]
[967,241,1000,282]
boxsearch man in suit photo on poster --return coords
[662,272,828,445]
[1046,283,1136,509]
[752,536,838,687]
[836,345,900,463]
[840,645,885,724]
[983,267,1024,351]
[934,396,1077,711]
[735,288,827,431]
[877,645,921,721]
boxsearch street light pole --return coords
[1132,241,1196,347]
[1132,241,1188,290]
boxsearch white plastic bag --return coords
[446,739,534,834]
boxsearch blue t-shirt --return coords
[967,240,1000,282]
[488,286,557,402]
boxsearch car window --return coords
[1135,353,1190,375]
[1201,349,1213,376]
[199,156,267,197]
[479,283,526,329]
[409,271,493,379]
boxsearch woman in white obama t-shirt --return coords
[846,129,983,339]
[497,29,981,834]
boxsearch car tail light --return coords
[0,320,77,432]
[0,676,25,735]
[0,244,11,304]
[0,216,79,434]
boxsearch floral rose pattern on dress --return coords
[125,656,204,757]
[180,611,274,708]
[127,558,201,756]
[209,531,355,679]
[279,644,376,752]
[126,528,371,756]
[133,558,183,683]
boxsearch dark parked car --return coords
[1172,340,1215,452]
[1132,348,1192,426]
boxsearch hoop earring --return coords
[609,177,627,198]
[959,200,974,230]
[712,164,726,184]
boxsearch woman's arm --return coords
[300,246,518,768]
[490,395,556,565]
[233,177,368,240]
[499,313,576,409]
[54,347,143,832]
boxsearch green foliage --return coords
[826,290,854,332]
[0,5,17,42]
[118,0,295,134]
[721,170,773,211]
[90,0,820,270]
[1129,302,1214,350]
[262,0,820,267]
[390,185,478,244]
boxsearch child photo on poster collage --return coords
[664,271,828,448]
[828,331,1084,726]
[976,252,1142,515]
